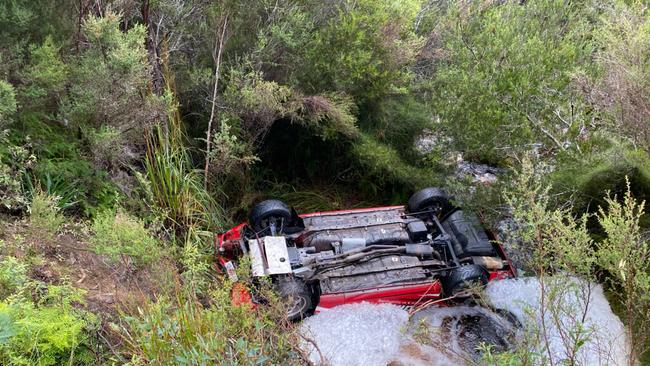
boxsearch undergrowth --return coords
[0,258,97,366]
[28,190,64,240]
[117,260,303,365]
[90,209,161,268]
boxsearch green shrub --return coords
[0,284,95,366]
[21,36,67,107]
[0,80,17,128]
[83,125,124,171]
[118,280,300,365]
[586,1,650,151]
[0,132,35,214]
[28,190,64,239]
[421,0,598,164]
[0,257,28,300]
[352,132,440,195]
[90,209,161,268]
[144,123,224,236]
[596,183,650,364]
[178,227,214,294]
[298,0,422,102]
[549,142,650,226]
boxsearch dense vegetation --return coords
[1,0,650,364]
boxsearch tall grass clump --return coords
[144,120,225,238]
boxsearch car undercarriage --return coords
[217,188,516,320]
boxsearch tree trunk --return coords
[204,13,229,189]
[141,0,165,96]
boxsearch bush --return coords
[584,2,650,151]
[0,283,96,366]
[596,183,650,364]
[549,141,650,225]
[21,36,67,108]
[0,257,28,300]
[28,190,64,240]
[0,255,95,366]
[0,132,35,214]
[0,80,17,128]
[118,280,301,365]
[297,0,422,103]
[420,0,598,164]
[90,209,161,268]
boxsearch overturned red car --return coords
[217,188,516,320]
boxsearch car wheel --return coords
[249,199,292,234]
[407,187,453,218]
[442,264,488,300]
[274,277,313,321]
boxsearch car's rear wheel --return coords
[249,199,292,234]
[407,187,453,218]
[274,277,313,321]
[442,264,488,300]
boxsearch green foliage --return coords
[145,123,225,235]
[422,0,598,164]
[16,115,120,216]
[62,12,167,174]
[0,254,95,366]
[220,69,359,149]
[0,0,75,79]
[0,257,28,300]
[209,117,259,177]
[587,2,650,150]
[352,133,437,193]
[504,157,595,276]
[596,183,650,363]
[0,283,95,366]
[24,172,80,211]
[118,282,300,365]
[90,209,161,268]
[269,184,371,213]
[0,132,35,214]
[64,11,149,129]
[297,92,359,140]
[369,95,434,160]
[83,125,124,171]
[28,190,64,240]
[0,80,17,127]
[179,231,213,294]
[549,140,650,222]
[299,0,423,102]
[21,36,67,106]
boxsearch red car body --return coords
[217,202,516,315]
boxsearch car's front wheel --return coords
[249,199,292,234]
[274,276,313,321]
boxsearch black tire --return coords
[249,199,292,234]
[274,277,313,321]
[407,187,452,217]
[441,264,488,299]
